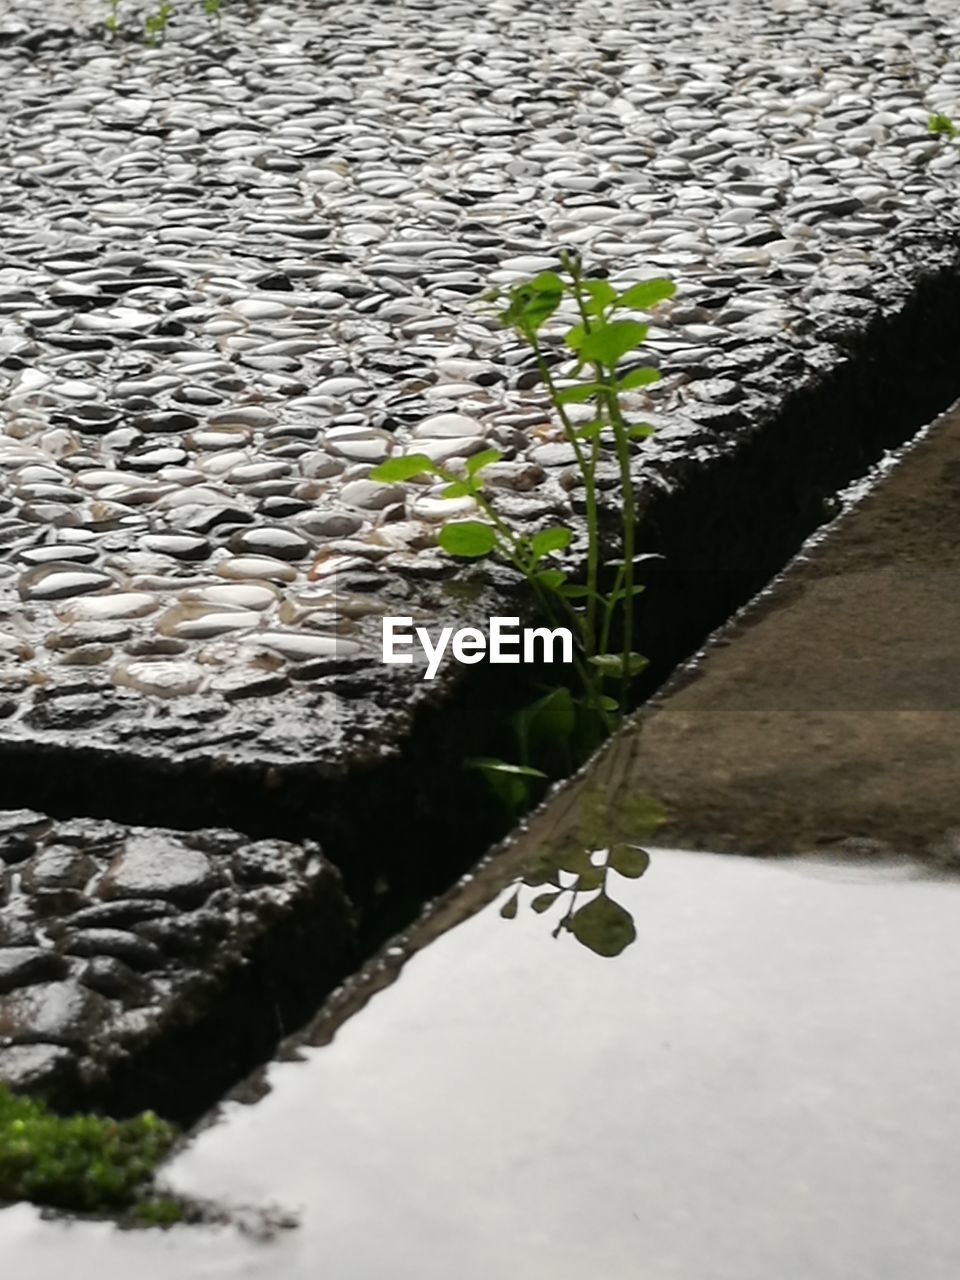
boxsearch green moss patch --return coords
[0,1084,179,1215]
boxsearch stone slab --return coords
[0,0,958,793]
[0,809,355,1113]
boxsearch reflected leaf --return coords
[577,786,610,849]
[523,858,561,887]
[500,891,520,919]
[575,864,605,893]
[568,893,637,958]
[620,793,666,841]
[553,843,593,876]
[502,785,664,959]
[609,844,650,879]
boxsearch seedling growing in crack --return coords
[929,112,958,139]
[204,0,223,35]
[371,253,675,808]
[145,0,174,44]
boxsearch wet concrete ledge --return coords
[0,812,355,1119]
[512,398,960,868]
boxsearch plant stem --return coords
[528,337,600,658]
[604,381,637,711]
[460,483,598,702]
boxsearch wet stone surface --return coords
[0,808,354,1105]
[0,0,958,773]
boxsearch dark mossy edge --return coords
[0,1082,183,1220]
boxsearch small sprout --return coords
[145,0,174,45]
[929,113,958,139]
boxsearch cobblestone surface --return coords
[0,0,958,773]
[0,807,354,1104]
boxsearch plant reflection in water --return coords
[499,769,665,958]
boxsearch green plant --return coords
[145,0,174,43]
[203,0,222,33]
[371,253,673,803]
[929,112,958,138]
[0,1084,177,1214]
[106,0,226,40]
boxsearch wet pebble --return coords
[98,835,218,908]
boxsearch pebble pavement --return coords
[1,0,960,1102]
[0,0,958,768]
[0,806,354,1105]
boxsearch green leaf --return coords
[608,583,647,607]
[575,421,606,440]
[567,893,637,957]
[503,283,563,335]
[370,454,437,483]
[531,890,563,914]
[530,526,572,560]
[614,279,676,311]
[588,652,648,678]
[536,568,566,591]
[604,553,662,569]
[561,583,596,600]
[579,321,650,370]
[466,447,502,476]
[582,279,617,314]
[530,271,565,293]
[523,686,576,751]
[582,693,621,713]
[929,113,958,138]
[565,323,587,352]
[440,480,474,499]
[628,423,655,440]
[500,890,519,919]
[617,367,661,391]
[465,757,548,779]
[608,844,650,879]
[555,382,610,405]
[438,521,497,558]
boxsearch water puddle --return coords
[3,837,960,1279]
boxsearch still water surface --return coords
[3,849,959,1279]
